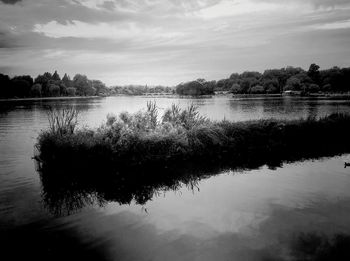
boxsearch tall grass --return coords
[36,102,350,173]
[47,107,79,136]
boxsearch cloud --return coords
[311,19,350,30]
[97,0,116,10]
[0,0,21,4]
[252,0,350,9]
[33,20,186,43]
[0,0,350,85]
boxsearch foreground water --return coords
[1,96,350,260]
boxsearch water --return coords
[1,96,350,260]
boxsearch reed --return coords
[35,103,350,173]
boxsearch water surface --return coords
[1,96,350,260]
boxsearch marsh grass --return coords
[47,107,79,136]
[35,104,350,214]
[36,102,350,174]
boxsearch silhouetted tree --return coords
[31,83,42,97]
[0,73,11,98]
[52,70,61,81]
[11,75,33,97]
[307,63,320,85]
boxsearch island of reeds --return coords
[35,103,350,175]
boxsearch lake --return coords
[1,96,350,261]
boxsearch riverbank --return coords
[35,103,350,177]
[233,93,350,100]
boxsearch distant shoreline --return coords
[232,93,350,100]
[0,96,102,102]
[1,93,350,102]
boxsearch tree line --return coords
[113,85,174,95]
[2,64,350,98]
[0,71,110,98]
[176,64,350,95]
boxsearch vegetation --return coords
[215,64,350,95]
[175,79,215,96]
[173,64,350,96]
[112,85,174,95]
[46,108,79,136]
[0,71,110,99]
[3,64,350,98]
[33,104,350,215]
[36,103,350,175]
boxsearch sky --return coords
[1,0,350,86]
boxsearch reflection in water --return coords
[33,154,350,260]
[290,232,350,261]
[37,151,346,217]
[3,190,350,260]
[2,97,350,261]
[37,162,204,215]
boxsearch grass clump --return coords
[47,107,79,136]
[35,102,350,173]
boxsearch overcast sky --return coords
[1,0,350,86]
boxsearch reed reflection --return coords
[36,149,346,216]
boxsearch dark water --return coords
[1,96,350,260]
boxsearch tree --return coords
[307,63,320,84]
[305,83,320,93]
[229,73,239,82]
[91,80,107,96]
[175,80,212,96]
[240,79,254,93]
[249,85,265,94]
[284,76,301,91]
[62,73,72,86]
[73,74,95,96]
[48,84,60,97]
[52,70,61,81]
[285,66,305,78]
[230,83,244,94]
[31,83,42,97]
[216,79,226,90]
[202,81,215,94]
[262,69,288,93]
[263,79,279,93]
[35,73,52,96]
[11,75,33,97]
[0,73,11,98]
[322,84,332,92]
[66,87,77,96]
[266,84,279,94]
